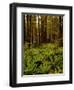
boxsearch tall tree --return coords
[38,15,41,45]
[58,16,63,46]
[41,16,47,43]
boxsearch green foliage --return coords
[24,43,63,75]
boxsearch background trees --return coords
[24,14,63,47]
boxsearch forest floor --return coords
[23,43,63,75]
